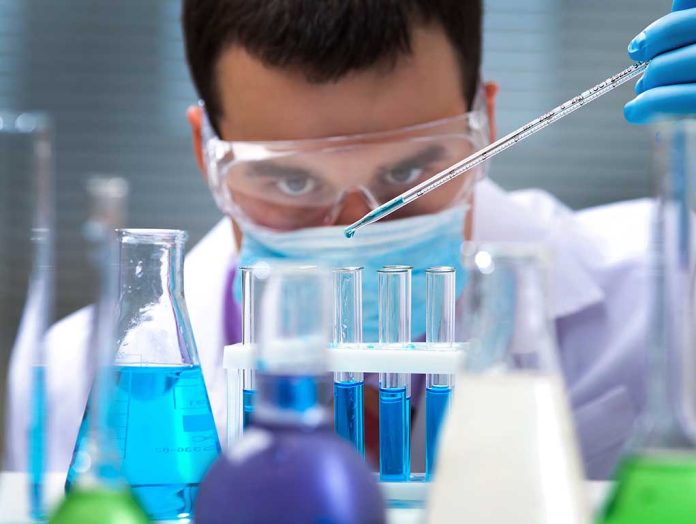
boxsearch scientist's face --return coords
[188,24,497,243]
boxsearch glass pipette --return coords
[344,61,649,238]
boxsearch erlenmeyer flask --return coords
[67,229,220,521]
[428,244,589,524]
[50,177,148,524]
[598,120,696,524]
[196,263,385,524]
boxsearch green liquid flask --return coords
[50,178,149,524]
[50,488,149,524]
[598,120,696,524]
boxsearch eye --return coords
[275,175,317,196]
[382,167,426,186]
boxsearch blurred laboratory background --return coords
[0,0,668,323]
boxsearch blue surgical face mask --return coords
[234,205,468,342]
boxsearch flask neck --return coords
[115,230,197,366]
[119,240,184,299]
[254,374,326,428]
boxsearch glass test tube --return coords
[425,267,455,479]
[378,266,411,481]
[333,267,365,454]
[240,266,257,428]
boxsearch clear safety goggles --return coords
[202,93,490,231]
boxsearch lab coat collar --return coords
[473,179,605,319]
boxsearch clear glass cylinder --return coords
[51,177,149,524]
[239,265,256,431]
[429,243,588,523]
[68,229,220,521]
[425,266,455,389]
[378,266,411,390]
[332,267,365,454]
[598,120,696,524]
[0,112,53,519]
[333,266,363,383]
[254,264,331,425]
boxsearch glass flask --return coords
[0,112,53,519]
[66,228,220,521]
[50,177,149,524]
[428,243,589,524]
[597,120,696,524]
[195,263,385,524]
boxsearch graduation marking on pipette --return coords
[344,61,649,238]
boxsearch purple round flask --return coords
[195,266,385,524]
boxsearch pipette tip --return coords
[344,197,406,237]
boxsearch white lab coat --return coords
[3,180,652,479]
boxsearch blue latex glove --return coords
[624,0,696,123]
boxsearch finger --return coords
[625,84,696,124]
[635,42,696,93]
[673,0,696,12]
[628,8,696,62]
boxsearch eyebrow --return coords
[246,160,315,178]
[384,144,447,173]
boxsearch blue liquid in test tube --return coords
[240,266,257,427]
[378,266,412,481]
[243,388,255,428]
[425,266,456,479]
[332,267,365,454]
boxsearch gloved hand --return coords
[624,0,696,123]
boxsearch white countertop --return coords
[0,472,608,523]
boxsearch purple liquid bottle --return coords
[195,264,385,524]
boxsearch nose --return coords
[333,189,373,226]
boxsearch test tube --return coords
[332,267,365,454]
[378,266,411,481]
[425,266,456,479]
[240,266,257,428]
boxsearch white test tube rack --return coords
[224,341,467,505]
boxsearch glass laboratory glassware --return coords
[597,120,696,524]
[332,267,365,454]
[50,177,149,524]
[424,266,455,479]
[66,229,220,521]
[0,112,53,520]
[378,266,411,481]
[428,243,589,524]
[240,266,256,430]
[195,264,385,524]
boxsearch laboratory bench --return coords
[0,472,608,523]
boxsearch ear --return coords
[187,105,207,180]
[483,81,499,143]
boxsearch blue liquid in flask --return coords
[67,365,220,520]
[30,366,46,519]
[425,385,451,479]
[334,380,364,454]
[379,386,410,481]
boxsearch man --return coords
[7,1,696,479]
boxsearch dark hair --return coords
[182,0,482,135]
